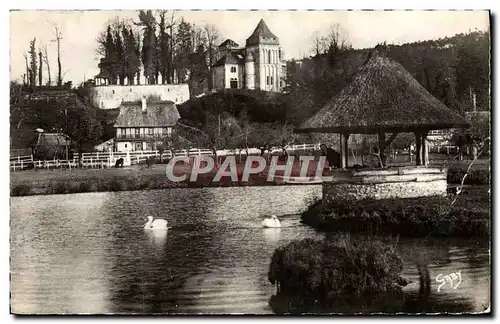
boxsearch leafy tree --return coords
[114,30,126,85]
[121,27,141,85]
[158,11,171,84]
[63,101,103,165]
[137,10,158,84]
[175,18,194,83]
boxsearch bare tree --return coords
[167,11,177,83]
[52,25,63,86]
[204,24,220,89]
[310,24,351,56]
[38,50,43,87]
[42,45,51,86]
[311,31,327,56]
[325,23,351,52]
[22,52,29,86]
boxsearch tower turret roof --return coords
[246,19,279,46]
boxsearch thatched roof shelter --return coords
[295,49,470,168]
[296,50,469,135]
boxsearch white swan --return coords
[144,216,169,230]
[262,215,282,228]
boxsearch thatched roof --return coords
[114,101,180,128]
[296,51,470,134]
[35,133,71,147]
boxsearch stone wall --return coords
[323,180,448,205]
[322,167,448,204]
[89,84,190,109]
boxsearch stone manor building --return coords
[212,19,287,92]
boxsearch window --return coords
[279,49,281,59]
[162,127,168,135]
[268,51,271,64]
[230,66,237,73]
[125,144,128,148]
[266,76,271,85]
[135,128,140,138]
[148,128,154,137]
[120,128,126,137]
[271,76,274,85]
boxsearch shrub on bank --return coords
[447,168,490,185]
[301,196,490,238]
[267,236,406,308]
[10,184,31,196]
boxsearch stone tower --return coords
[245,52,255,89]
[245,19,283,92]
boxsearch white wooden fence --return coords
[10,143,321,171]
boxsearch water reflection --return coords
[262,228,281,245]
[145,229,169,249]
[10,186,490,314]
[10,193,111,314]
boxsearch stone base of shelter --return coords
[322,166,448,204]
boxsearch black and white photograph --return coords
[8,8,491,315]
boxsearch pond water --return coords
[10,186,490,314]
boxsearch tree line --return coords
[21,25,64,88]
[285,27,490,125]
[96,10,221,90]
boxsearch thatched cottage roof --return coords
[34,133,71,147]
[114,100,180,128]
[297,51,470,134]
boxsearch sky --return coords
[9,10,490,85]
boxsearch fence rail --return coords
[10,143,322,171]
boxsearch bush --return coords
[78,181,93,193]
[109,178,124,192]
[301,196,490,238]
[268,235,405,304]
[11,184,31,196]
[447,168,490,185]
[50,181,69,194]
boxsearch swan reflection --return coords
[145,229,168,248]
[263,228,281,244]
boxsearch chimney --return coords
[141,96,147,112]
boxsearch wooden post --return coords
[415,132,422,166]
[378,133,386,167]
[422,132,429,166]
[344,133,350,168]
[340,133,347,169]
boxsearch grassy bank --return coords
[10,155,490,197]
[301,191,490,238]
[9,161,323,197]
[267,235,408,313]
